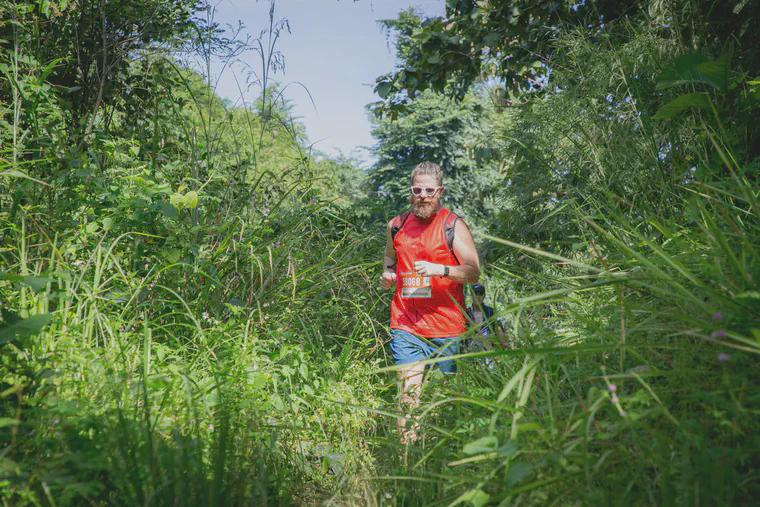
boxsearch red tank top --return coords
[391,207,466,338]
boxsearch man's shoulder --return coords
[391,210,411,221]
[389,211,411,230]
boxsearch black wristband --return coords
[443,266,450,277]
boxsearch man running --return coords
[466,283,507,352]
[379,161,481,443]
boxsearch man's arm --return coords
[413,219,480,284]
[380,220,397,290]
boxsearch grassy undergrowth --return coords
[1,203,388,504]
[3,152,758,505]
[2,1,760,505]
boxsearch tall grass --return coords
[0,2,383,503]
[0,195,393,503]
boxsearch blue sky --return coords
[212,0,444,167]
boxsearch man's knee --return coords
[400,391,417,406]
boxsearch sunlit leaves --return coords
[170,189,199,211]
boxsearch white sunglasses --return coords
[410,186,443,196]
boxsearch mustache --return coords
[410,197,441,219]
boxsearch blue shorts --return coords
[388,328,459,373]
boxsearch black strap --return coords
[443,211,459,253]
[390,211,411,241]
[391,210,459,255]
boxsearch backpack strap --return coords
[391,210,459,255]
[443,211,460,255]
[391,211,411,242]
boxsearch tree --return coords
[368,87,505,229]
[373,0,760,115]
[0,0,201,141]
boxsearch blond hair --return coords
[410,161,443,186]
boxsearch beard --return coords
[410,196,441,220]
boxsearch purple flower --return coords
[717,353,730,362]
[609,384,617,392]
[620,410,627,416]
[711,330,727,338]
[274,241,281,248]
[611,395,619,404]
[713,312,723,320]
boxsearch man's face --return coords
[410,174,443,220]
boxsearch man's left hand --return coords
[414,261,445,277]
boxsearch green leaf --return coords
[170,193,183,209]
[482,31,501,48]
[23,275,51,292]
[735,291,760,300]
[376,81,392,99]
[157,201,178,219]
[165,248,182,263]
[497,439,517,457]
[0,169,50,186]
[695,59,729,90]
[463,435,498,455]
[102,217,113,232]
[39,57,67,86]
[0,273,51,292]
[455,489,490,507]
[656,53,727,91]
[654,93,711,119]
[0,310,54,345]
[0,418,20,428]
[271,393,284,411]
[505,462,531,486]
[734,0,749,14]
[182,190,198,209]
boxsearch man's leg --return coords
[397,362,425,443]
[431,337,460,374]
[389,329,432,443]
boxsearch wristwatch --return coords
[443,266,450,277]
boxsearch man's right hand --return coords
[380,270,397,290]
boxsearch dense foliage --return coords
[2,0,759,505]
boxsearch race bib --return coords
[400,270,432,298]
